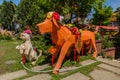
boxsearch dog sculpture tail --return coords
[93,26,99,34]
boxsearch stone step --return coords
[59,66,76,75]
[81,59,96,66]
[23,74,51,80]
[0,70,27,80]
[31,64,50,71]
[61,72,90,80]
[97,57,120,68]
[98,63,120,75]
[89,70,120,80]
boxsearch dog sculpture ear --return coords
[52,17,60,28]
[52,12,60,28]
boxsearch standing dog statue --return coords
[16,32,42,65]
[37,11,98,74]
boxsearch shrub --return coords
[95,32,102,40]
[31,33,52,54]
[102,35,114,49]
[0,35,12,40]
[100,51,105,58]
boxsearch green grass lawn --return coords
[0,40,23,74]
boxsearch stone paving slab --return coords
[97,57,120,68]
[59,66,76,75]
[32,64,50,71]
[5,60,16,65]
[90,69,120,80]
[81,59,96,66]
[98,63,120,75]
[0,70,27,80]
[62,72,90,80]
[23,74,51,80]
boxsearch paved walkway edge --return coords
[0,70,27,80]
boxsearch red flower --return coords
[52,12,60,21]
[71,27,77,33]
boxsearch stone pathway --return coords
[0,57,120,80]
[90,70,120,80]
[89,57,120,80]
[62,72,90,80]
[97,57,120,68]
[0,70,27,80]
[98,63,120,74]
[59,59,97,75]
[59,66,76,74]
[31,64,50,71]
[23,74,51,80]
[81,59,96,66]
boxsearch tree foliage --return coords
[77,0,97,20]
[0,0,16,28]
[116,7,120,25]
[0,0,114,28]
[116,7,120,12]
[17,0,53,26]
[91,0,113,25]
[50,0,98,20]
[117,12,120,26]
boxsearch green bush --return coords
[95,32,102,40]
[31,34,52,54]
[100,51,105,58]
[102,35,114,49]
[0,35,12,40]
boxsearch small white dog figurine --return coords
[16,32,42,65]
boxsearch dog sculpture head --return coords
[37,11,60,34]
[16,33,31,54]
[20,33,31,41]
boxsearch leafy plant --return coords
[0,35,12,40]
[95,32,102,40]
[107,56,113,60]
[91,0,113,25]
[100,51,105,58]
[102,35,114,49]
[31,34,52,55]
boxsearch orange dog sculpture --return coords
[37,12,97,74]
